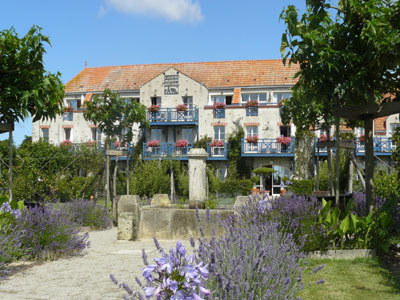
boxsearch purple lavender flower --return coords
[0,202,11,213]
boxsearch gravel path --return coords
[0,227,182,300]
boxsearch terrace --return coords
[241,138,295,157]
[142,141,228,160]
[147,107,199,125]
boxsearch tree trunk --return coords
[350,153,366,191]
[294,131,315,180]
[365,117,375,213]
[8,131,13,202]
[113,156,118,225]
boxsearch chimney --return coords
[85,59,88,68]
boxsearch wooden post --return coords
[350,153,366,191]
[348,157,354,193]
[170,167,174,202]
[105,144,110,215]
[8,131,13,202]
[316,146,320,191]
[126,155,130,195]
[364,117,375,213]
[327,129,334,196]
[334,117,340,206]
[113,156,119,225]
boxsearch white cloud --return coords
[98,6,107,17]
[104,0,204,23]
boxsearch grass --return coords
[298,258,400,300]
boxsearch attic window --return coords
[226,96,232,105]
[79,85,84,88]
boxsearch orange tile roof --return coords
[65,59,299,93]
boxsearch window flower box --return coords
[246,136,258,143]
[64,105,73,112]
[213,102,226,109]
[176,139,189,148]
[246,100,259,107]
[210,139,224,147]
[88,141,96,147]
[147,139,160,147]
[176,104,188,112]
[61,140,73,147]
[359,134,365,143]
[318,134,328,142]
[114,141,125,148]
[276,136,291,145]
[148,105,160,112]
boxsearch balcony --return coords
[147,107,199,125]
[241,138,295,157]
[142,142,193,160]
[315,137,394,156]
[207,142,228,160]
[355,137,394,156]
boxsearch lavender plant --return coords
[111,240,210,299]
[15,206,90,260]
[63,199,112,230]
[242,194,329,252]
[195,199,306,299]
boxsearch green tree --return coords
[84,89,147,219]
[280,0,400,212]
[0,25,64,201]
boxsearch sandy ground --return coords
[0,227,182,300]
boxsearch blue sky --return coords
[0,0,306,145]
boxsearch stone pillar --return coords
[117,195,141,240]
[188,148,208,209]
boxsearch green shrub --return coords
[177,172,189,198]
[288,179,314,196]
[129,161,170,197]
[193,135,212,150]
[220,178,253,196]
[205,195,218,209]
[374,171,400,199]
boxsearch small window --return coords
[151,97,161,106]
[64,128,71,140]
[390,124,400,135]
[183,96,193,108]
[241,93,267,103]
[211,95,225,104]
[246,126,258,137]
[273,92,292,104]
[42,128,49,142]
[225,95,232,105]
[280,126,291,137]
[91,128,97,141]
[214,126,225,141]
[151,128,162,141]
[182,128,194,144]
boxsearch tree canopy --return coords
[0,25,64,123]
[83,89,147,144]
[280,0,400,131]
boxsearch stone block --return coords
[234,196,249,209]
[117,195,141,240]
[151,194,171,207]
[138,207,234,240]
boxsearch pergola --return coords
[327,101,400,211]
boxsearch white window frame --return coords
[273,92,292,104]
[64,128,72,141]
[246,126,258,138]
[214,126,225,141]
[241,93,267,104]
[41,128,49,142]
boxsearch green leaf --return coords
[340,215,350,235]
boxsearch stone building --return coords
[32,59,398,195]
